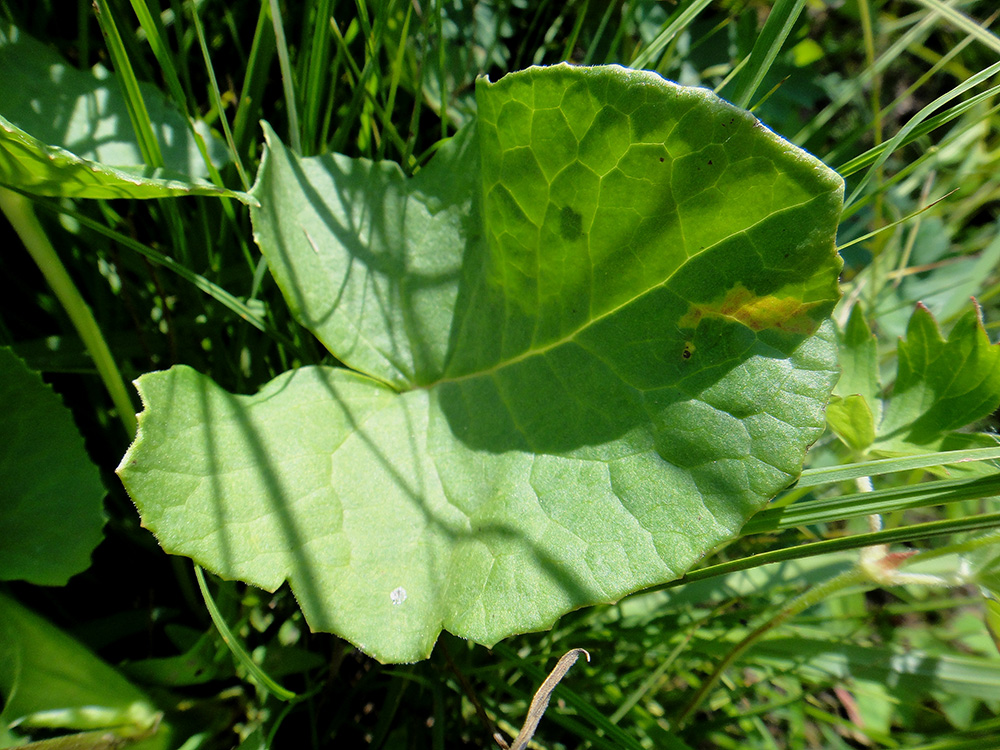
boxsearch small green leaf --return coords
[826,394,876,453]
[120,65,844,663]
[876,303,1000,450]
[834,304,881,424]
[0,23,247,201]
[0,347,105,585]
[0,593,165,748]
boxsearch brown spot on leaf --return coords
[678,284,821,335]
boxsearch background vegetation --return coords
[3,0,1000,748]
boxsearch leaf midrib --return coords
[415,193,825,391]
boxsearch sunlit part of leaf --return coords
[876,303,1000,449]
[826,394,876,453]
[0,116,248,202]
[0,347,105,585]
[834,304,881,423]
[122,65,844,663]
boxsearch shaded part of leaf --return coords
[119,325,837,663]
[0,593,165,746]
[249,121,479,388]
[0,347,106,585]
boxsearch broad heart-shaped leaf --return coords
[120,65,844,663]
[0,347,105,585]
[0,23,247,201]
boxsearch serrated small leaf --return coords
[0,347,105,585]
[876,303,1000,450]
[0,23,247,201]
[120,65,844,663]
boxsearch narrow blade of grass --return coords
[723,0,807,110]
[747,473,1000,533]
[629,0,714,71]
[797,446,1000,488]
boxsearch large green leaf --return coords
[0,23,247,201]
[119,65,844,663]
[0,347,105,585]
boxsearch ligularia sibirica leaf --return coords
[118,65,844,663]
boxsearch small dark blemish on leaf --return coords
[682,341,695,360]
[659,157,665,162]
[559,206,583,241]
[708,160,713,166]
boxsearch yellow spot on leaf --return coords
[679,284,820,334]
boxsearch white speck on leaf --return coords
[390,586,407,605]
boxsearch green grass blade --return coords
[582,0,618,66]
[93,0,164,168]
[914,0,1000,55]
[268,0,302,153]
[843,58,1000,208]
[836,82,1000,177]
[796,9,939,147]
[823,27,980,167]
[747,474,1000,533]
[0,187,137,437]
[672,512,1000,587]
[189,4,250,189]
[629,0,714,71]
[724,0,806,109]
[301,0,334,155]
[24,191,294,348]
[377,2,412,162]
[797,446,1000,488]
[127,0,228,188]
[194,565,298,702]
[232,3,277,161]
